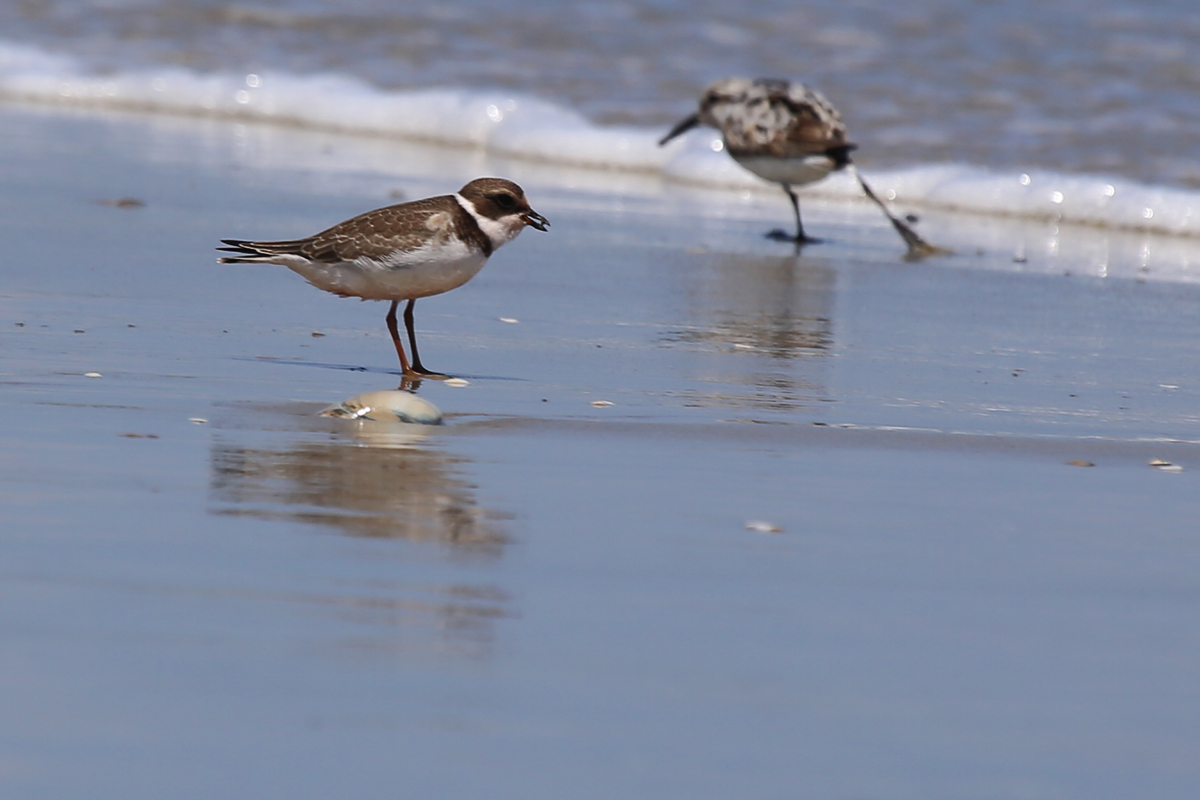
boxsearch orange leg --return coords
[385,300,413,374]
[385,299,446,377]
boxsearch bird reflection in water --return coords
[211,408,507,552]
[208,398,511,657]
[664,253,835,412]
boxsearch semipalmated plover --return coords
[660,78,945,257]
[218,177,549,376]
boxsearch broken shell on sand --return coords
[321,390,443,426]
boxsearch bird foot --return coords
[765,229,823,245]
[404,365,452,380]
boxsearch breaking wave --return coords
[2,40,1197,238]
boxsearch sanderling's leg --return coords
[767,184,822,245]
[850,165,951,260]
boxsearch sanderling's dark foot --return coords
[766,229,822,245]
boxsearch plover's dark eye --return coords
[491,193,517,211]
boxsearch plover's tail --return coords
[216,238,310,264]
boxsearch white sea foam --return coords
[2,40,1199,239]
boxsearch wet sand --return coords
[3,102,1200,798]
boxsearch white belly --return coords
[731,153,837,187]
[283,242,489,301]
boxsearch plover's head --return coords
[458,178,549,237]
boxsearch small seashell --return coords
[188,418,208,424]
[1148,459,1172,467]
[745,520,783,534]
[1066,460,1094,467]
[590,400,614,407]
[84,372,102,378]
[498,317,519,324]
[321,390,443,425]
[444,377,470,387]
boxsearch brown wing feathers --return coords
[218,195,471,264]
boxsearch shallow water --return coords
[5,0,1200,188]
[3,104,1200,798]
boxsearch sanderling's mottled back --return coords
[218,178,549,377]
[660,78,946,257]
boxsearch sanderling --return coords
[218,178,549,377]
[660,78,946,257]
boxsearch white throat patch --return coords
[455,193,524,250]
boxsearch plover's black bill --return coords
[523,211,550,231]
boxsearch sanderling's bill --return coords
[218,177,549,377]
[660,77,947,258]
